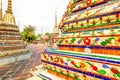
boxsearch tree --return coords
[23,25,35,40]
[38,33,42,39]
[45,32,50,36]
[45,32,52,38]
[44,32,52,42]
[21,25,36,43]
[20,32,26,41]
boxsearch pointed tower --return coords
[50,7,59,48]
[0,0,2,20]
[6,0,13,14]
[52,7,59,36]
[0,0,30,66]
[55,7,57,29]
[4,0,16,24]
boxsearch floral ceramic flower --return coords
[114,37,120,45]
[54,57,59,63]
[83,37,91,45]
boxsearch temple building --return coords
[0,0,32,66]
[48,8,59,48]
[28,0,120,80]
[52,8,59,37]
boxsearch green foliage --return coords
[44,32,52,42]
[20,25,36,43]
[38,33,42,38]
[24,25,35,32]
[45,32,50,36]
[45,32,52,38]
[20,32,26,40]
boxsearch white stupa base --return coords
[27,65,65,80]
[0,52,32,66]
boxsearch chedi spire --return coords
[6,0,13,14]
[0,0,2,20]
[55,7,57,28]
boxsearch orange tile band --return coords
[58,46,120,56]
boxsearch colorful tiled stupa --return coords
[0,0,29,65]
[41,0,120,80]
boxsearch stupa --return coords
[52,8,59,36]
[0,0,31,66]
[51,8,59,48]
[29,0,120,80]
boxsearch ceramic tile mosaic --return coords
[43,0,120,80]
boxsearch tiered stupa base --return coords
[27,65,65,80]
[40,49,120,80]
[0,52,32,66]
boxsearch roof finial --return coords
[0,0,2,20]
[55,6,57,28]
[6,0,13,14]
[52,6,59,34]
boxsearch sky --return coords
[2,0,69,34]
